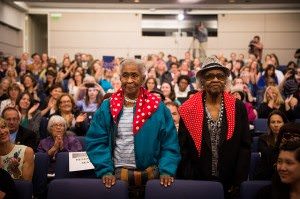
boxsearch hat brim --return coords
[196,65,230,79]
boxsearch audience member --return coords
[256,134,300,199]
[0,118,34,181]
[37,115,82,158]
[165,102,180,131]
[177,56,251,198]
[86,59,180,198]
[2,107,37,151]
[0,83,21,115]
[255,122,300,182]
[254,110,288,180]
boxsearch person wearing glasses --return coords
[86,59,180,198]
[177,56,251,198]
[37,115,82,158]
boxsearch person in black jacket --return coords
[177,56,251,199]
[0,168,17,199]
[256,132,300,199]
[2,106,37,151]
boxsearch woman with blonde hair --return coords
[0,117,34,181]
[258,85,291,118]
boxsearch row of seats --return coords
[54,152,261,180]
[15,179,271,199]
[29,152,262,198]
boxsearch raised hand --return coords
[75,113,87,123]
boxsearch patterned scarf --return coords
[110,87,161,134]
[179,91,236,156]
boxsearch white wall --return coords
[0,2,25,56]
[48,11,300,64]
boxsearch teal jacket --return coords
[86,99,181,178]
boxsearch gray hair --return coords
[120,59,146,78]
[47,115,67,133]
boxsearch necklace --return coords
[124,96,137,104]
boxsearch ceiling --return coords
[6,0,300,11]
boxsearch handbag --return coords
[115,166,158,186]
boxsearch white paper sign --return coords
[69,152,95,172]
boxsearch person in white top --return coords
[0,118,34,181]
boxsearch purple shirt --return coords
[37,135,83,153]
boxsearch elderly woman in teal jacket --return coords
[86,59,180,197]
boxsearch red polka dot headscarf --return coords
[179,91,236,156]
[110,87,160,134]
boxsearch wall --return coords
[0,1,25,56]
[48,11,300,64]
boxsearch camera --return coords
[287,68,296,77]
[85,83,96,88]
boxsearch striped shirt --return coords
[114,107,136,168]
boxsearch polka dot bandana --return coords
[110,87,160,135]
[179,91,236,156]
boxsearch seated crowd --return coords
[0,48,299,199]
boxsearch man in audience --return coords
[165,102,180,131]
[177,56,251,198]
[248,35,263,62]
[2,107,37,151]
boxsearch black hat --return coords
[196,56,230,78]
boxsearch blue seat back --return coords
[32,153,49,197]
[76,136,86,150]
[253,119,268,135]
[47,179,128,199]
[55,152,96,179]
[14,180,33,199]
[251,136,259,152]
[240,181,271,199]
[249,152,261,180]
[145,179,224,199]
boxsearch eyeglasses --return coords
[51,123,65,128]
[203,73,227,81]
[60,100,71,104]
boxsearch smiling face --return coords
[0,119,10,144]
[201,69,227,97]
[23,76,34,89]
[120,64,144,99]
[146,78,156,91]
[3,109,20,133]
[277,150,300,184]
[50,122,66,138]
[50,87,63,100]
[161,82,172,97]
[19,93,31,110]
[58,95,73,113]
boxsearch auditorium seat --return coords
[251,136,259,152]
[76,136,86,150]
[55,152,96,179]
[145,179,224,199]
[47,179,128,199]
[14,180,33,199]
[249,152,261,180]
[253,119,268,135]
[32,153,49,198]
[240,181,271,199]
